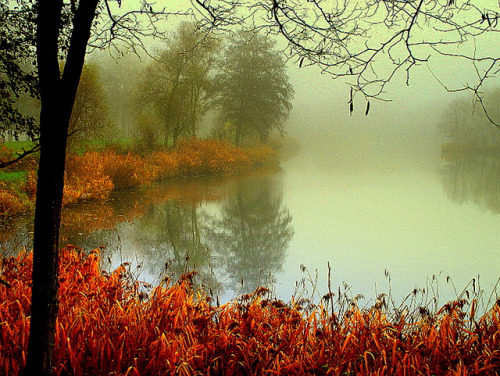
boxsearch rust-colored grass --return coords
[0,189,29,216]
[1,247,499,375]
[60,139,274,207]
[0,139,276,213]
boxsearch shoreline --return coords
[0,138,279,218]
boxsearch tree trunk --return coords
[23,0,100,374]
[23,95,68,376]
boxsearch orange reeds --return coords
[1,247,499,375]
[0,189,29,216]
[0,140,276,215]
[61,139,275,207]
[64,151,114,205]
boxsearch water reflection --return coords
[131,200,217,290]
[2,149,500,306]
[440,154,500,214]
[0,169,294,298]
[0,214,33,257]
[207,176,294,293]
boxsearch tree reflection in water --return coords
[4,170,295,299]
[207,176,294,294]
[440,153,500,214]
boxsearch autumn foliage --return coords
[0,189,27,216]
[1,247,500,375]
[0,139,276,211]
[66,139,275,205]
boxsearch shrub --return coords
[0,189,28,216]
[22,169,37,201]
[101,151,158,190]
[0,139,278,210]
[147,151,179,180]
[132,115,163,153]
[174,138,251,175]
[64,152,114,205]
[0,146,14,168]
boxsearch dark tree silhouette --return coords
[0,1,39,142]
[23,1,187,374]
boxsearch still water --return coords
[2,131,500,307]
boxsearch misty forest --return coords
[1,0,500,375]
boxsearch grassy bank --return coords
[0,139,277,216]
[1,247,499,375]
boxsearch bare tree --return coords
[266,0,499,109]
[196,0,500,119]
[23,1,190,374]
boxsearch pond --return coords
[2,130,500,308]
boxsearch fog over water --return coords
[2,10,500,307]
[76,63,498,306]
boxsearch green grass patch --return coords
[0,171,27,184]
[69,138,135,155]
[1,140,37,154]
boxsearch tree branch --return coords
[0,143,40,169]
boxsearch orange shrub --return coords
[174,138,251,175]
[0,189,28,216]
[21,166,38,201]
[146,151,179,180]
[2,140,278,212]
[0,146,13,166]
[64,152,114,205]
[1,247,500,376]
[101,151,158,190]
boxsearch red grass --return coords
[1,247,499,375]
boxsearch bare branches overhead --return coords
[259,0,498,100]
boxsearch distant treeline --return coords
[440,88,500,153]
[1,22,293,151]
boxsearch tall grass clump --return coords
[61,139,275,206]
[0,145,38,216]
[0,189,28,216]
[63,152,114,205]
[100,151,158,190]
[1,247,499,375]
[172,138,252,176]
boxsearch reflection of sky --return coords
[277,137,500,307]
[77,137,500,309]
[2,139,500,308]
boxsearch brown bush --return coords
[0,190,27,216]
[64,152,114,205]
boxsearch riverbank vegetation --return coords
[0,138,277,216]
[1,247,499,375]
